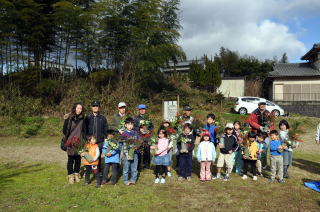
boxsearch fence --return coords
[273,93,320,101]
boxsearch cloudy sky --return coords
[178,0,320,62]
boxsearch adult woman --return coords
[62,103,86,184]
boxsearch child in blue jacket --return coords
[269,130,286,183]
[204,114,218,146]
[102,130,121,185]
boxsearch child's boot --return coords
[283,165,289,178]
[74,173,81,183]
[95,173,101,188]
[67,174,75,184]
[84,174,90,185]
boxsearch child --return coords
[256,132,268,176]
[241,132,259,181]
[177,123,195,181]
[204,113,218,146]
[102,130,121,185]
[151,129,170,184]
[81,136,101,188]
[160,121,176,177]
[279,120,297,178]
[196,130,216,181]
[121,117,140,185]
[231,121,244,175]
[214,123,238,181]
[269,130,286,183]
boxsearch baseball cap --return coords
[118,102,126,108]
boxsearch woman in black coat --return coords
[62,103,86,184]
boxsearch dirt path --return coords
[0,126,319,167]
[0,142,67,167]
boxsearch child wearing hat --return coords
[213,123,238,181]
[196,130,216,181]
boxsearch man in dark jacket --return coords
[85,100,108,172]
[134,104,154,169]
[85,100,108,148]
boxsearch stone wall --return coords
[275,101,320,117]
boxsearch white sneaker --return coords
[241,175,248,180]
[253,176,257,181]
[213,174,221,180]
[160,178,166,184]
[167,172,172,177]
[154,178,160,184]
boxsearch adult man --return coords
[85,100,108,171]
[248,101,274,133]
[109,102,127,134]
[180,105,194,125]
[134,104,154,169]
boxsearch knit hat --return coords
[201,130,210,138]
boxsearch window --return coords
[266,101,275,106]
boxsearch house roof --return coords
[269,63,320,77]
[301,43,320,60]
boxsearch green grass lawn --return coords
[0,137,319,211]
[0,113,320,211]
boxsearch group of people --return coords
[61,100,301,188]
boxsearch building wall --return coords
[272,78,320,101]
[217,79,245,97]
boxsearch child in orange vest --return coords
[81,136,101,188]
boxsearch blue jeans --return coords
[231,151,243,174]
[122,153,138,184]
[179,154,192,178]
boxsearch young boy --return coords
[102,130,121,185]
[204,113,218,146]
[213,123,238,181]
[269,130,286,183]
[121,117,140,185]
[256,132,268,176]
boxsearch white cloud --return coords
[179,0,320,61]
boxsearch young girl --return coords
[231,121,244,175]
[279,120,297,178]
[196,130,216,181]
[151,129,170,184]
[177,123,195,181]
[241,132,259,181]
[81,136,101,188]
[160,121,177,177]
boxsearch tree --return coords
[280,52,288,63]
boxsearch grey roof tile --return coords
[269,63,320,77]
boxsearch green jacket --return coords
[109,113,123,131]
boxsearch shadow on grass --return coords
[0,163,47,191]
[292,159,320,175]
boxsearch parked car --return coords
[234,96,285,116]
